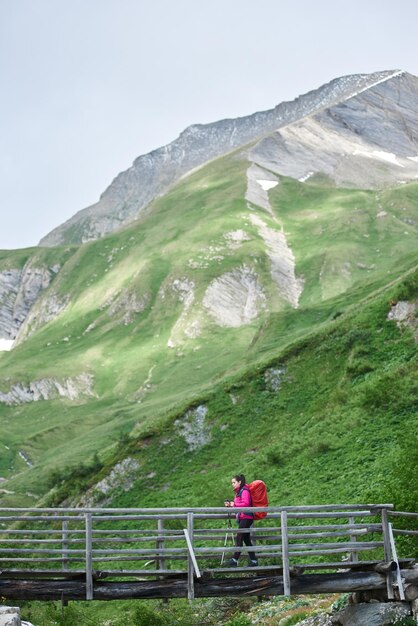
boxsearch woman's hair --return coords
[233,474,246,489]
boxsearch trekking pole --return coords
[220,512,234,566]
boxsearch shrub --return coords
[133,604,168,626]
[224,615,252,626]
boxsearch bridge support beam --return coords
[0,569,417,601]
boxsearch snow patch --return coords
[256,179,278,191]
[407,155,418,163]
[0,338,14,351]
[352,149,404,167]
[245,163,278,215]
[299,171,314,182]
[342,69,404,102]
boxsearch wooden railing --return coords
[0,504,416,601]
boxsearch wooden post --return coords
[62,520,69,572]
[85,512,93,601]
[388,522,406,600]
[157,518,166,573]
[157,518,170,604]
[61,520,69,607]
[381,508,394,600]
[281,510,291,596]
[184,512,201,601]
[349,516,358,563]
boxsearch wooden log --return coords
[374,561,397,574]
[404,584,418,601]
[0,570,404,601]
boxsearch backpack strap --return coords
[238,486,253,516]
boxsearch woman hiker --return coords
[225,474,258,567]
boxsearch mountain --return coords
[0,71,417,510]
[38,70,410,247]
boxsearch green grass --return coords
[39,268,417,533]
[0,154,417,508]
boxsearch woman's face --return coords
[231,477,240,490]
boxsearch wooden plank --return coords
[392,529,418,536]
[281,510,291,596]
[85,512,93,601]
[388,511,418,518]
[0,503,394,515]
[62,520,69,572]
[348,516,358,563]
[157,518,166,574]
[185,515,201,580]
[388,522,405,600]
[381,508,395,600]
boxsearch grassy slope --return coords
[0,153,417,506]
[94,266,417,513]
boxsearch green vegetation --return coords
[0,156,417,510]
[20,594,345,625]
[0,150,417,624]
[63,267,415,522]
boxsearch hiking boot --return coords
[229,558,238,567]
[247,559,258,567]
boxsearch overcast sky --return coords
[1,0,418,250]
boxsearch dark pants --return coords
[233,518,256,561]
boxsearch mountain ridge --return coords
[39,69,402,246]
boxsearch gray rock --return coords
[0,606,20,626]
[77,457,140,507]
[202,265,266,327]
[39,71,399,246]
[335,601,412,625]
[248,71,418,189]
[264,366,286,392]
[0,373,96,405]
[0,261,61,345]
[249,214,304,308]
[15,291,69,344]
[175,405,211,451]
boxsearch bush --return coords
[224,615,252,626]
[133,604,168,626]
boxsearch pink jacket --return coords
[233,484,253,521]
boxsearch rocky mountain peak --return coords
[39,70,406,247]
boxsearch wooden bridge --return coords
[0,504,417,602]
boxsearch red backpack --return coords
[248,480,268,520]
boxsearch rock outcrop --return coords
[174,405,211,451]
[247,71,418,189]
[249,214,304,308]
[76,457,140,507]
[0,373,96,405]
[0,258,63,349]
[39,71,401,246]
[0,262,57,344]
[202,265,266,327]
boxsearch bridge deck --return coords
[0,504,416,601]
